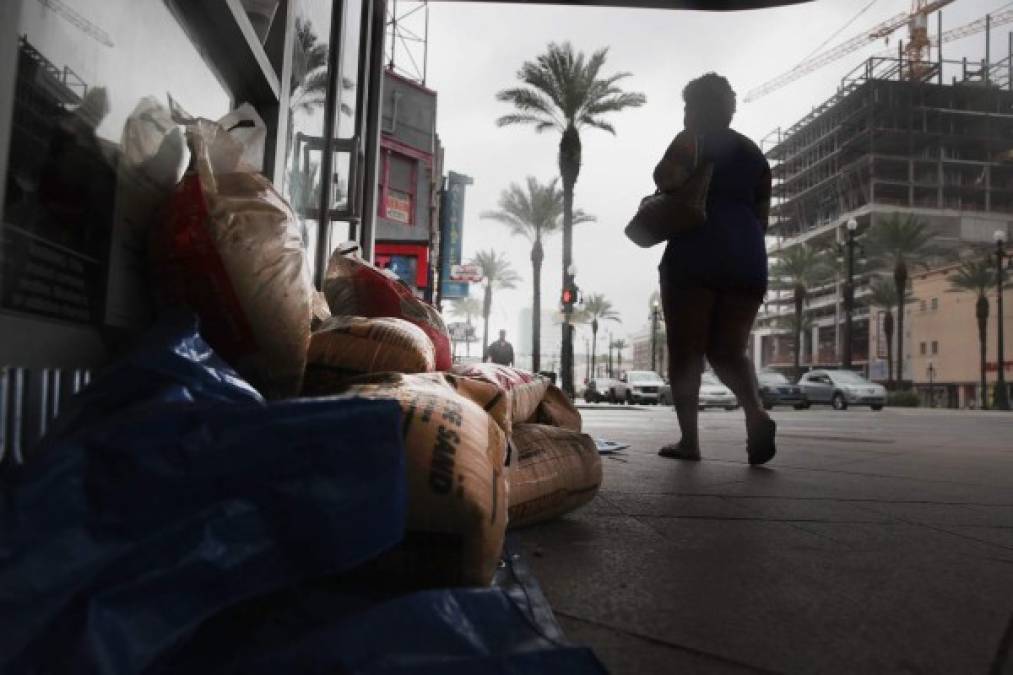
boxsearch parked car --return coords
[798,369,886,410]
[757,371,808,410]
[658,372,739,409]
[697,372,738,410]
[613,370,666,404]
[584,378,619,404]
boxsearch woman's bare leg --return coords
[660,285,715,455]
[706,291,771,429]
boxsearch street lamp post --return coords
[607,332,614,378]
[651,300,661,374]
[994,230,1010,411]
[927,362,936,408]
[843,218,858,370]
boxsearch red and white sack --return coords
[449,362,548,425]
[152,118,313,398]
[322,251,452,370]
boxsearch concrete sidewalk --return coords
[514,407,1013,674]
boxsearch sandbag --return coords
[152,118,313,398]
[508,424,602,529]
[308,372,509,586]
[528,384,582,432]
[306,316,435,380]
[323,251,452,370]
[450,362,548,423]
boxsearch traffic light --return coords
[561,283,580,309]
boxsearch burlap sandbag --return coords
[323,252,452,370]
[308,372,508,586]
[449,363,548,426]
[153,119,313,398]
[305,316,435,382]
[508,424,602,529]
[528,384,582,432]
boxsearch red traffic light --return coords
[561,288,575,305]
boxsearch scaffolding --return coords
[761,52,1013,241]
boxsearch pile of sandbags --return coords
[309,372,509,587]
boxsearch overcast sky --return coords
[418,0,1011,358]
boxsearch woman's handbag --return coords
[624,135,713,248]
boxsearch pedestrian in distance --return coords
[653,73,776,465]
[486,329,515,366]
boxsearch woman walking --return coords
[654,73,775,465]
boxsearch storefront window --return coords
[284,0,334,272]
[1,0,230,328]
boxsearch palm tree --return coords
[496,42,646,394]
[947,256,1007,409]
[864,214,939,388]
[291,18,354,116]
[866,276,916,390]
[768,244,833,379]
[579,293,621,380]
[613,338,627,375]
[449,296,482,358]
[471,250,521,359]
[481,177,594,372]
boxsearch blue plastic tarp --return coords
[0,315,408,674]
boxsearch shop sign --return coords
[385,192,411,224]
[439,171,473,299]
[450,263,482,282]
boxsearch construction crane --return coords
[744,0,956,102]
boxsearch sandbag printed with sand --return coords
[305,316,435,385]
[450,362,548,424]
[152,118,313,398]
[307,372,509,586]
[323,251,452,370]
[508,424,602,529]
[528,383,582,432]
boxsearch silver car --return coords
[698,372,738,410]
[798,369,886,411]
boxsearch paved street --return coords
[514,405,1013,674]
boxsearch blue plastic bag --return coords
[0,315,407,674]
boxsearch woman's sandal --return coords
[746,417,777,465]
[658,442,701,461]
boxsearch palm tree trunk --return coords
[559,124,582,396]
[894,261,907,389]
[531,238,543,373]
[977,295,989,409]
[591,319,598,379]
[884,310,894,390]
[482,284,492,361]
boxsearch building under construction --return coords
[752,42,1013,385]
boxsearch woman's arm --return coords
[754,157,772,233]
[653,132,695,193]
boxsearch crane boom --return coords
[744,11,910,102]
[744,0,958,103]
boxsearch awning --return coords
[437,1,811,10]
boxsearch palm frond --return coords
[496,113,555,129]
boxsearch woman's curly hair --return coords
[683,73,736,129]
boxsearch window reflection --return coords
[2,0,230,328]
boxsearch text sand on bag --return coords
[307,372,509,586]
